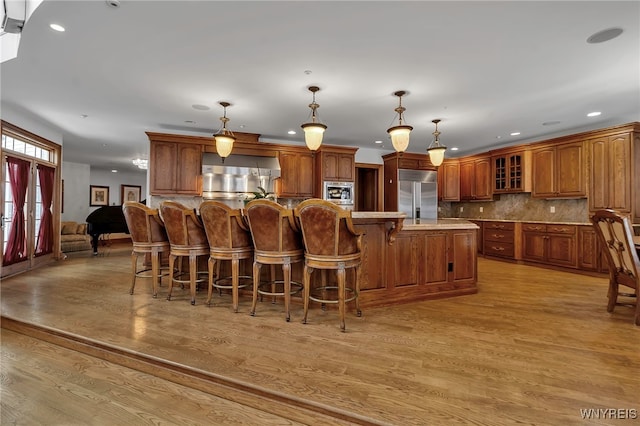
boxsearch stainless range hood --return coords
[202,153,281,203]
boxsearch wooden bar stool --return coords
[294,199,363,332]
[122,201,170,297]
[199,201,253,313]
[159,201,209,305]
[244,199,304,321]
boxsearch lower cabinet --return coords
[521,223,577,268]
[482,221,515,259]
[577,225,608,273]
[393,229,476,286]
[352,217,477,307]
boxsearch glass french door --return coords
[1,123,59,279]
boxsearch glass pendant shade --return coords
[301,122,327,151]
[388,125,413,153]
[213,101,235,161]
[427,146,446,166]
[427,119,446,166]
[215,134,235,159]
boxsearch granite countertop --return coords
[451,218,591,226]
[402,218,479,230]
[351,211,407,219]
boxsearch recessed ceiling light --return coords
[510,132,521,136]
[192,104,210,111]
[111,169,118,173]
[50,23,65,32]
[587,27,623,44]
[374,140,382,144]
[587,111,601,117]
[450,147,459,151]
[288,130,296,135]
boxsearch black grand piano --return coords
[86,205,129,255]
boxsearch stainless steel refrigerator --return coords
[398,169,438,219]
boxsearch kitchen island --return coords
[351,212,478,308]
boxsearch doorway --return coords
[355,163,383,212]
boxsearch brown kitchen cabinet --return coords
[521,223,577,268]
[393,228,475,287]
[588,131,634,214]
[148,138,203,195]
[482,221,516,259]
[492,149,531,193]
[277,150,314,198]
[438,159,460,202]
[577,225,608,273]
[316,147,356,182]
[531,141,585,198]
[459,156,492,201]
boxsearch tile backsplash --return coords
[439,193,589,223]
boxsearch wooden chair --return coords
[159,201,209,305]
[244,199,304,321]
[294,199,363,332]
[591,209,640,326]
[122,201,170,297]
[199,201,253,313]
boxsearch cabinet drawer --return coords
[483,241,515,258]
[484,222,515,231]
[546,224,576,235]
[522,223,546,232]
[484,229,514,243]
[398,158,419,169]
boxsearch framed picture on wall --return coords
[90,185,109,206]
[121,184,141,204]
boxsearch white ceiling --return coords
[2,0,639,173]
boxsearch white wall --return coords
[89,168,147,211]
[61,161,90,222]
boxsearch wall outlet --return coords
[550,206,555,213]
[479,207,484,213]
[460,206,464,213]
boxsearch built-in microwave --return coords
[323,181,354,205]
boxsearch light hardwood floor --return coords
[1,243,639,425]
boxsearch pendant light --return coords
[386,90,413,153]
[214,101,236,162]
[427,119,447,167]
[301,86,327,151]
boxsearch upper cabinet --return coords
[148,135,203,196]
[316,147,357,182]
[491,149,531,194]
[588,131,635,214]
[459,156,492,201]
[531,141,585,199]
[277,149,314,198]
[438,160,460,202]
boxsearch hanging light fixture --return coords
[301,86,327,151]
[214,101,236,162]
[387,90,413,153]
[427,119,447,167]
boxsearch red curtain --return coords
[3,157,30,266]
[35,164,55,256]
